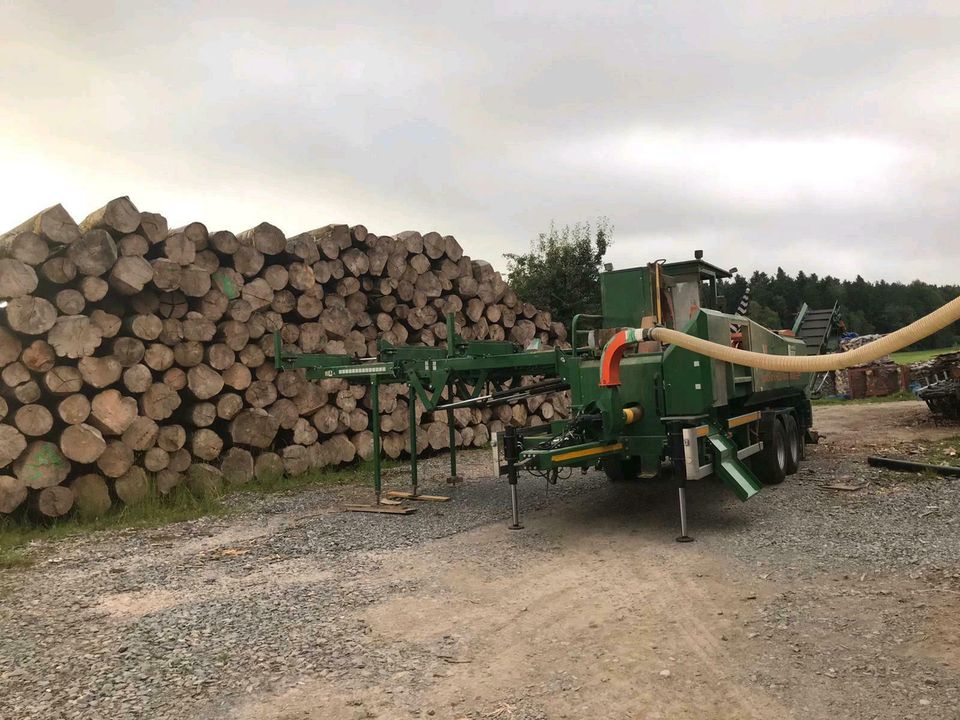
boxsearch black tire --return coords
[782,414,801,476]
[602,457,640,482]
[756,417,787,485]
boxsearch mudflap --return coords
[707,430,762,502]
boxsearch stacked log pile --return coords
[0,197,569,519]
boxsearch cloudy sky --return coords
[2,1,959,284]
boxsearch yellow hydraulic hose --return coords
[637,295,960,373]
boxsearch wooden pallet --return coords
[343,503,416,515]
[384,491,451,502]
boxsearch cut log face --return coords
[48,315,104,358]
[34,485,74,518]
[140,383,181,420]
[71,474,111,517]
[0,426,27,468]
[187,364,224,400]
[121,416,159,451]
[238,222,286,255]
[60,423,106,464]
[79,196,141,236]
[68,229,119,276]
[138,211,168,245]
[90,389,138,436]
[157,425,186,452]
[97,440,134,478]
[0,259,38,298]
[191,428,223,461]
[230,408,280,448]
[6,296,57,335]
[78,356,123,388]
[14,441,71,489]
[115,467,149,505]
[186,463,223,497]
[14,405,53,437]
[109,255,154,295]
[0,474,28,513]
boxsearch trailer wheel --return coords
[756,417,787,485]
[602,457,640,482]
[782,414,801,475]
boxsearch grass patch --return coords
[890,346,960,365]
[812,390,917,406]
[918,436,960,466]
[0,461,392,570]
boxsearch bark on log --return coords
[3,204,80,246]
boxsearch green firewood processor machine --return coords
[276,252,960,540]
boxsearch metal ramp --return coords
[792,302,841,356]
[706,428,762,501]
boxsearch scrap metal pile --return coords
[912,351,960,419]
[0,197,569,520]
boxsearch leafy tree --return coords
[505,219,612,325]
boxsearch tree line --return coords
[506,221,959,351]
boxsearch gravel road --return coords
[1,401,958,719]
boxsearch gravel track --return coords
[1,401,958,719]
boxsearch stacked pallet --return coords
[0,198,569,519]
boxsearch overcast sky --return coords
[2,1,959,284]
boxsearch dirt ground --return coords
[234,401,960,720]
[2,401,959,720]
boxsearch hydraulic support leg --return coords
[371,377,382,504]
[446,381,461,484]
[676,476,693,543]
[504,425,523,530]
[409,394,418,498]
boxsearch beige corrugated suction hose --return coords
[642,295,960,372]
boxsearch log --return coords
[109,255,154,294]
[0,230,48,266]
[187,402,216,427]
[180,265,212,297]
[241,277,274,310]
[173,340,203,367]
[14,405,53,437]
[121,416,159,452]
[33,485,74,518]
[90,389,138,436]
[3,204,80,246]
[244,379,277,408]
[118,233,149,256]
[267,397,299,429]
[58,394,91,425]
[55,288,85,315]
[168,448,192,473]
[222,362,252,391]
[151,258,182,290]
[67,229,118,276]
[5,296,57,335]
[78,356,123,388]
[210,229,240,255]
[71,474,111,517]
[157,425,187,452]
[221,447,254,485]
[115,466,149,505]
[1,361,30,388]
[187,363,224,400]
[293,417,318,446]
[423,231,446,259]
[112,337,146,367]
[0,329,22,368]
[97,440,134,478]
[0,259,38,298]
[14,441,71,488]
[233,246,264,277]
[282,445,310,476]
[48,315,104,358]
[216,392,244,420]
[144,447,170,472]
[140,383,181,420]
[163,232,196,265]
[90,310,121,339]
[352,430,374,460]
[0,426,27,468]
[230,408,280,448]
[79,196,141,236]
[238,222,285,255]
[194,249,220,273]
[186,463,223,497]
[43,366,83,395]
[60,422,107,465]
[0,475,28,514]
[156,469,183,495]
[138,211,168,245]
[41,256,76,284]
[13,381,40,405]
[254,452,284,482]
[191,428,223,461]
